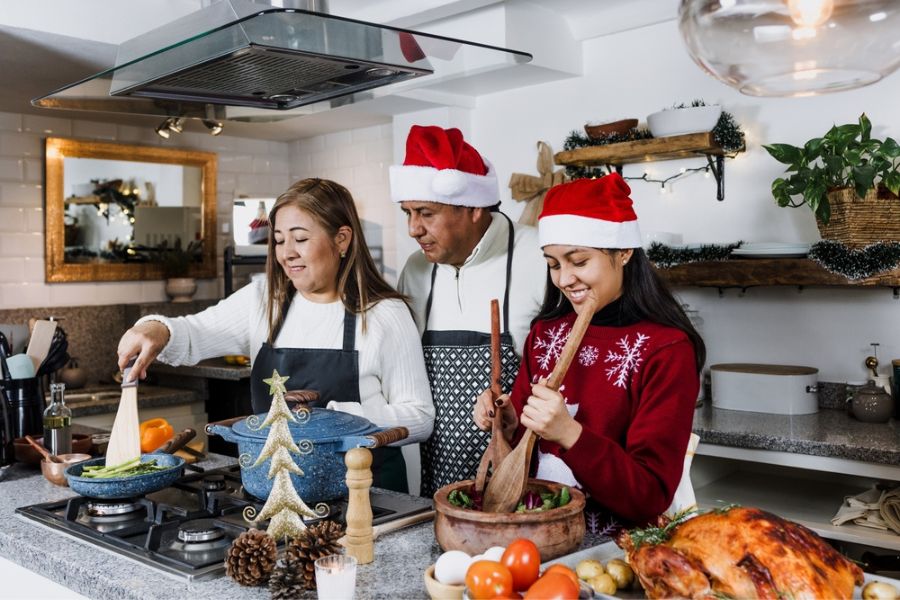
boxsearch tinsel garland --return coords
[647,241,742,269]
[808,240,900,280]
[561,102,745,180]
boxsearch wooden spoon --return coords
[482,296,600,513]
[24,434,62,463]
[474,299,511,495]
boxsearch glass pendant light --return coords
[679,0,900,96]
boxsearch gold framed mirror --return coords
[44,137,217,282]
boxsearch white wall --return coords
[463,19,900,384]
[0,112,290,308]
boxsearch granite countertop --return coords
[0,455,608,600]
[65,385,200,417]
[150,359,251,381]
[693,402,900,465]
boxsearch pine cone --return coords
[226,528,277,587]
[285,521,346,590]
[269,552,308,600]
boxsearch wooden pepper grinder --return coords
[344,447,374,564]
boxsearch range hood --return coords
[33,0,532,122]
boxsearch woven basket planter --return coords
[816,187,900,248]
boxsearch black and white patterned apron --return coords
[419,214,520,497]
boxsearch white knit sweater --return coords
[138,280,435,444]
[398,212,545,355]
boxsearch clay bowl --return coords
[584,119,639,139]
[424,564,465,600]
[41,453,93,486]
[14,434,93,466]
[433,478,585,562]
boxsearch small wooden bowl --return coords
[424,564,465,600]
[15,434,93,466]
[433,479,585,561]
[584,119,638,139]
[41,453,92,486]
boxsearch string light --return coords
[623,165,713,190]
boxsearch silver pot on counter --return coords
[711,363,819,415]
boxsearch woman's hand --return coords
[473,390,518,441]
[520,380,582,449]
[117,320,170,382]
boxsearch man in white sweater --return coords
[391,125,545,496]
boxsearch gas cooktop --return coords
[16,464,432,581]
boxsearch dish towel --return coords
[832,486,900,534]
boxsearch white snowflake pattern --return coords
[604,332,649,388]
[533,323,570,372]
[578,345,600,367]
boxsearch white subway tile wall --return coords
[287,123,397,283]
[0,112,397,308]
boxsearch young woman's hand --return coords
[521,380,582,449]
[473,390,518,441]
[116,320,170,382]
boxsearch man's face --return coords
[400,201,479,266]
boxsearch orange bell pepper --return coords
[139,418,174,453]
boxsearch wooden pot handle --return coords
[366,427,409,448]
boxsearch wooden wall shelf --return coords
[656,258,900,289]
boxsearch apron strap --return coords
[271,291,296,341]
[424,213,516,334]
[272,290,356,351]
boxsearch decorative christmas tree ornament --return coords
[225,528,277,586]
[679,0,900,97]
[243,369,323,541]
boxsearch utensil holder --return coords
[1,377,45,439]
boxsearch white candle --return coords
[315,554,357,600]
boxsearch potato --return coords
[863,581,900,600]
[606,558,634,589]
[576,559,605,580]
[588,573,618,595]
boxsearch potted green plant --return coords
[157,239,202,302]
[763,113,900,246]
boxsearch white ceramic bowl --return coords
[647,105,722,138]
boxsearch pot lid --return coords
[232,407,378,441]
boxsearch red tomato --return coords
[466,560,514,600]
[523,573,580,600]
[501,539,541,591]
[541,564,580,589]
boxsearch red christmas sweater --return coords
[509,312,698,526]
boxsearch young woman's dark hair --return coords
[533,248,706,373]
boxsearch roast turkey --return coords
[616,506,864,599]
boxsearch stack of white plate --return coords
[731,242,810,258]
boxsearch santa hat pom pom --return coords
[431,169,467,197]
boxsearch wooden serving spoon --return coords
[481,296,599,513]
[24,434,62,463]
[474,299,512,495]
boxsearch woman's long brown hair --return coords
[265,178,406,343]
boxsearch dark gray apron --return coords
[419,214,519,497]
[250,300,407,493]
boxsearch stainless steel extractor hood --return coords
[33,0,532,121]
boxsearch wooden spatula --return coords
[25,320,57,374]
[482,296,599,513]
[105,358,141,466]
[474,299,511,495]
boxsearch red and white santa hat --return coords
[538,174,642,248]
[390,125,498,207]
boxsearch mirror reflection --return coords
[45,138,217,283]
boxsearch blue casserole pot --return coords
[207,409,390,502]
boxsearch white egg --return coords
[434,550,472,585]
[483,546,506,562]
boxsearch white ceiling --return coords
[0,0,676,140]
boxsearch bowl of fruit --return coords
[433,478,585,562]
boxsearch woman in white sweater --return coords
[117,178,434,493]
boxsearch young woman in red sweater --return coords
[474,173,705,527]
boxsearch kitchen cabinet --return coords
[656,258,900,293]
[554,132,744,200]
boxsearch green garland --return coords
[647,241,742,268]
[808,240,900,280]
[562,100,745,180]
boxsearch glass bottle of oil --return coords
[43,383,72,455]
